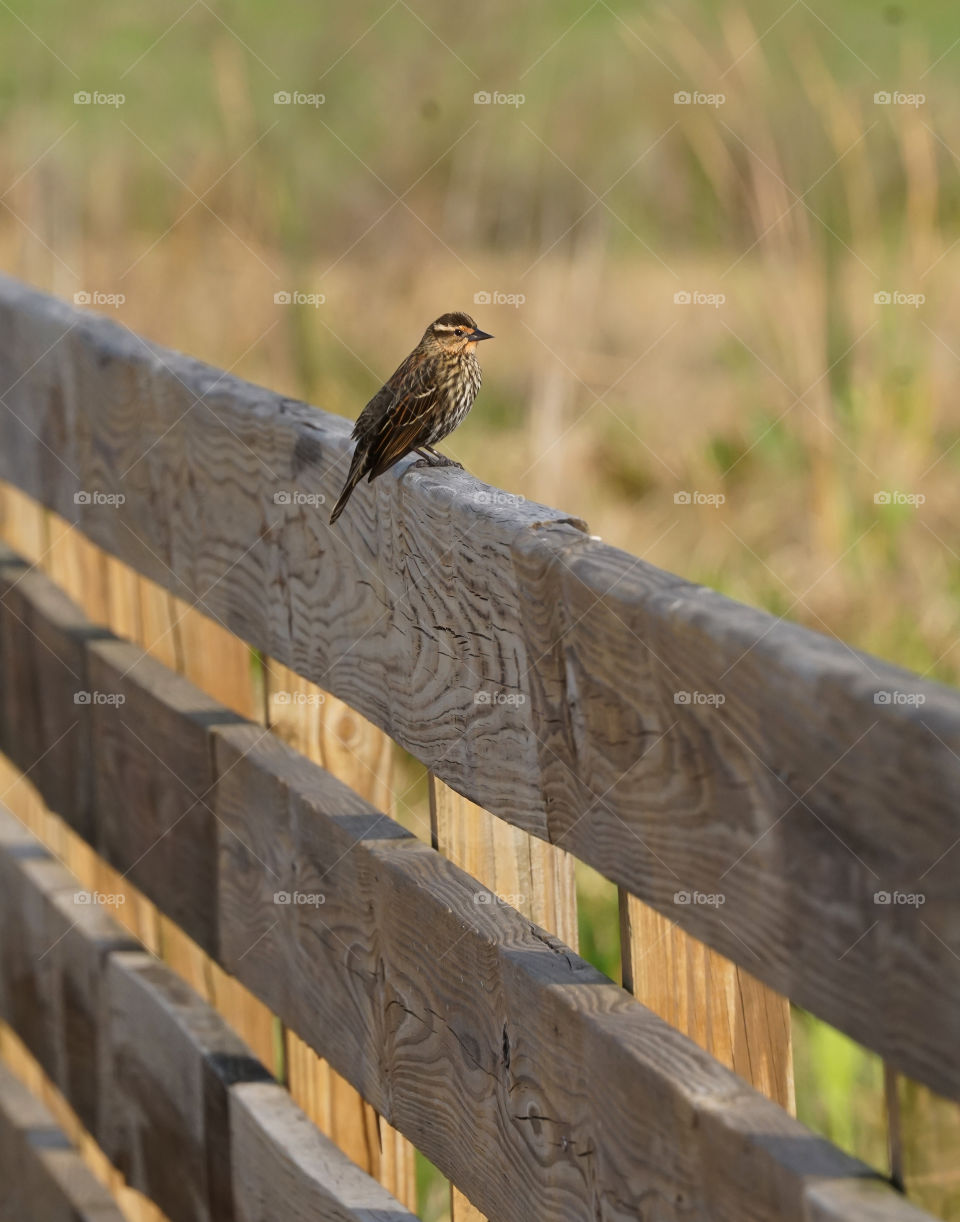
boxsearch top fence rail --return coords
[0,273,958,1102]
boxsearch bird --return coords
[329,311,493,525]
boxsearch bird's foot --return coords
[413,448,463,469]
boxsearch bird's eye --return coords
[454,328,464,336]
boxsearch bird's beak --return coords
[471,329,494,341]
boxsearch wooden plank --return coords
[0,603,935,1220]
[33,519,270,1053]
[430,779,579,950]
[98,950,273,1222]
[0,525,277,1070]
[0,1023,167,1222]
[159,593,265,1052]
[0,1061,126,1222]
[430,778,579,1221]
[0,809,140,1135]
[264,659,417,1209]
[0,807,418,1222]
[0,277,956,1099]
[0,543,99,839]
[897,1073,960,1218]
[212,723,932,1222]
[230,1080,417,1222]
[0,480,48,564]
[620,896,795,1111]
[86,636,246,959]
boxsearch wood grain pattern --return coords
[0,480,48,564]
[429,776,579,1222]
[0,587,937,1220]
[0,807,418,1222]
[264,658,417,1210]
[620,895,795,1111]
[212,723,932,1222]
[0,808,139,1135]
[0,1061,126,1222]
[98,950,272,1222]
[86,636,246,959]
[30,517,276,1066]
[0,1023,168,1222]
[0,277,956,1100]
[430,777,579,950]
[230,1080,417,1222]
[0,543,100,841]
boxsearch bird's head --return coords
[423,312,494,355]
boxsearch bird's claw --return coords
[412,452,463,470]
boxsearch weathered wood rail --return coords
[0,1060,127,1222]
[0,807,417,1222]
[0,273,956,1220]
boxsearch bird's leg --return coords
[421,444,463,469]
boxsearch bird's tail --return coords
[329,444,367,525]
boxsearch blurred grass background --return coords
[1,0,959,1216]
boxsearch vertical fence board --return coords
[430,776,579,1221]
[153,597,262,1021]
[0,1023,167,1222]
[264,659,418,1211]
[40,512,279,1068]
[0,480,47,564]
[620,895,795,1112]
[899,1075,960,1217]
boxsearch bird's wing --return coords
[364,353,444,480]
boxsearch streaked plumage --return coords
[329,312,493,525]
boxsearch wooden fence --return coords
[0,271,956,1220]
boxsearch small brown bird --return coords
[329,311,493,524]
